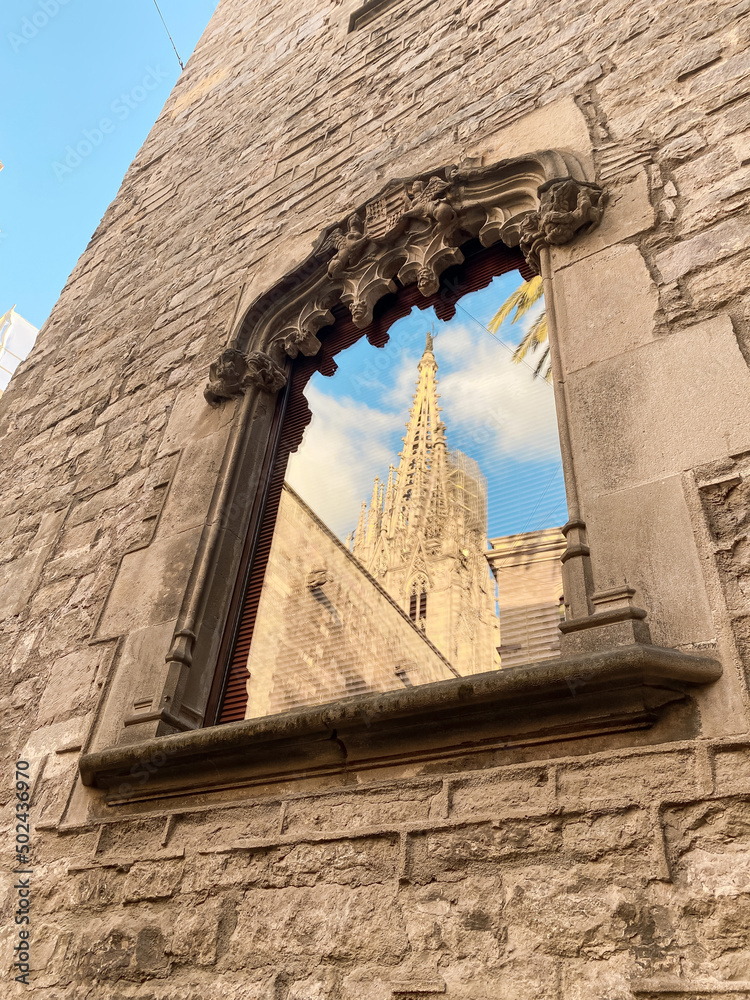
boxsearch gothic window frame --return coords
[408,577,428,628]
[77,150,723,806]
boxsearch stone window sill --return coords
[79,643,720,805]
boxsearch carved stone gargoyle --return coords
[204,348,287,406]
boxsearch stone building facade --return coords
[1,0,750,998]
[246,485,457,719]
[487,527,565,668]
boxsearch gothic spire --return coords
[383,331,445,542]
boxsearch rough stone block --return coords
[243,835,400,888]
[448,767,551,817]
[96,816,168,856]
[421,817,562,873]
[567,315,750,494]
[36,646,104,726]
[663,797,750,894]
[95,525,203,637]
[661,129,707,162]
[227,885,409,967]
[122,858,184,903]
[20,714,90,763]
[561,807,651,860]
[401,876,508,966]
[158,383,237,459]
[554,243,658,374]
[655,216,750,282]
[156,427,232,537]
[584,475,714,648]
[174,803,282,847]
[0,544,52,621]
[468,96,594,172]
[169,899,228,966]
[282,783,441,835]
[713,746,750,797]
[70,867,125,908]
[557,750,696,808]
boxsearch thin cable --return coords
[152,0,185,70]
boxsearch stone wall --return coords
[23,735,750,998]
[247,486,456,718]
[1,0,750,995]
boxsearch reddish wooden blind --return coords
[214,240,530,724]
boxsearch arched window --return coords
[209,237,534,724]
[409,577,429,627]
[77,151,724,801]
[189,156,613,729]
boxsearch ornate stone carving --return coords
[227,151,605,361]
[245,351,288,393]
[306,568,328,589]
[517,177,607,273]
[402,175,457,229]
[204,348,287,406]
[324,212,371,280]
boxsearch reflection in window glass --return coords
[242,272,567,721]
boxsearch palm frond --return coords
[487,275,543,334]
[511,312,547,361]
[491,276,552,381]
[532,345,552,382]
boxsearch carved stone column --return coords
[526,181,653,653]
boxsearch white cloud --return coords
[433,324,559,460]
[285,321,562,538]
[285,383,402,537]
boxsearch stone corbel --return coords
[513,177,607,274]
[226,151,605,363]
[204,348,287,406]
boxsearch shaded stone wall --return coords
[25,736,750,997]
[0,0,749,996]
[247,486,456,718]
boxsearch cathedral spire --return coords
[348,331,499,674]
[383,331,444,540]
[352,500,367,555]
[365,476,381,545]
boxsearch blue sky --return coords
[0,0,218,328]
[287,275,567,541]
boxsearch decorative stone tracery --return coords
[204,150,606,404]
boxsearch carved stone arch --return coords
[205,150,605,406]
[109,148,608,739]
